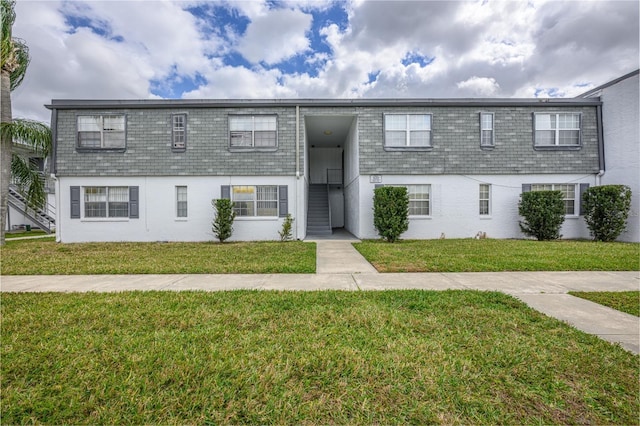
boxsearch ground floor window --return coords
[407,184,430,216]
[176,186,187,217]
[84,186,129,218]
[389,184,430,216]
[232,185,278,217]
[479,184,491,215]
[530,184,576,215]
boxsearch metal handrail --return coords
[326,181,332,230]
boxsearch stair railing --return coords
[7,185,55,233]
[326,179,332,231]
[325,169,343,231]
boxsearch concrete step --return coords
[308,222,330,227]
[308,216,329,222]
[307,230,332,236]
[308,214,329,219]
[307,225,332,233]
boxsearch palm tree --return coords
[1,0,52,245]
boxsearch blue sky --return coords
[12,0,640,122]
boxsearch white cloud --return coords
[457,76,501,96]
[236,8,312,65]
[183,66,294,98]
[63,1,214,80]
[7,0,639,124]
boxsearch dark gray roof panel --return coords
[46,97,602,110]
[578,69,639,98]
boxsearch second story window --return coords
[229,115,277,148]
[534,113,580,147]
[172,114,186,150]
[77,115,125,149]
[384,114,432,148]
[480,113,494,147]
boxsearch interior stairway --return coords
[306,184,332,236]
[8,185,55,234]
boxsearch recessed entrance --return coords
[304,115,357,237]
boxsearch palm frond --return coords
[8,37,28,90]
[1,119,51,156]
[1,1,16,66]
[11,153,46,210]
[1,0,29,90]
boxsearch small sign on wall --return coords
[370,175,382,183]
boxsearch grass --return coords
[569,291,640,317]
[2,290,638,424]
[354,239,640,272]
[0,240,316,274]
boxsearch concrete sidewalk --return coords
[1,237,638,354]
[2,271,637,293]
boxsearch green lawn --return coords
[2,291,638,424]
[0,240,316,274]
[354,239,640,272]
[569,291,640,317]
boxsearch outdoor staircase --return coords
[8,185,55,234]
[306,184,332,236]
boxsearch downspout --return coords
[596,103,605,186]
[295,105,300,239]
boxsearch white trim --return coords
[534,112,581,147]
[383,113,432,148]
[480,112,494,147]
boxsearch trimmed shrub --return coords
[212,198,235,242]
[278,214,294,242]
[373,186,409,243]
[582,185,632,242]
[519,190,565,240]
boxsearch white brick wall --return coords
[600,74,640,242]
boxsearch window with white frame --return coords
[84,186,129,218]
[391,184,430,216]
[479,184,491,215]
[480,113,494,146]
[384,114,432,147]
[172,114,186,149]
[77,115,125,149]
[176,186,187,218]
[231,185,278,217]
[531,184,576,215]
[229,115,277,148]
[534,113,580,146]
[408,184,430,215]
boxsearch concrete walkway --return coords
[1,237,639,354]
[309,236,378,274]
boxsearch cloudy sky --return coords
[11,0,640,122]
